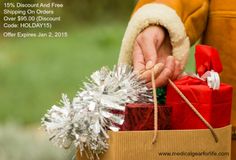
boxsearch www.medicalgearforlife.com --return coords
[158,151,230,157]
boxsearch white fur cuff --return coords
[118,3,190,68]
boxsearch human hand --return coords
[133,25,183,88]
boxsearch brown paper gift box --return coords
[77,125,232,160]
[77,79,232,160]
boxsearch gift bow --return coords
[194,45,222,90]
[200,70,220,90]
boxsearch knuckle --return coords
[133,41,139,50]
[164,67,173,77]
[169,63,175,72]
[136,33,143,42]
[156,78,167,87]
[136,34,144,43]
[139,34,148,43]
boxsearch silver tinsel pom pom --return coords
[41,65,151,159]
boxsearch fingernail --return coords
[146,60,153,70]
[154,64,160,72]
[154,63,164,74]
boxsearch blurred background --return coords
[0,0,195,159]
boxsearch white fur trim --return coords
[118,3,190,68]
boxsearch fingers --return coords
[172,60,183,80]
[155,56,175,87]
[133,26,175,88]
[133,41,145,73]
[138,56,183,88]
[136,26,165,69]
[154,63,165,77]
[136,35,157,69]
[140,63,164,83]
[146,56,175,88]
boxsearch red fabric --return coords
[120,103,172,131]
[195,45,223,76]
[166,76,232,129]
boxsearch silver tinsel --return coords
[41,65,151,159]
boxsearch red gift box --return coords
[166,76,232,129]
[120,103,172,131]
[166,45,233,129]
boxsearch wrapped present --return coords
[166,76,232,129]
[119,103,171,131]
[119,86,171,131]
[166,45,233,129]
[195,45,223,76]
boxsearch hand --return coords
[133,25,183,88]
